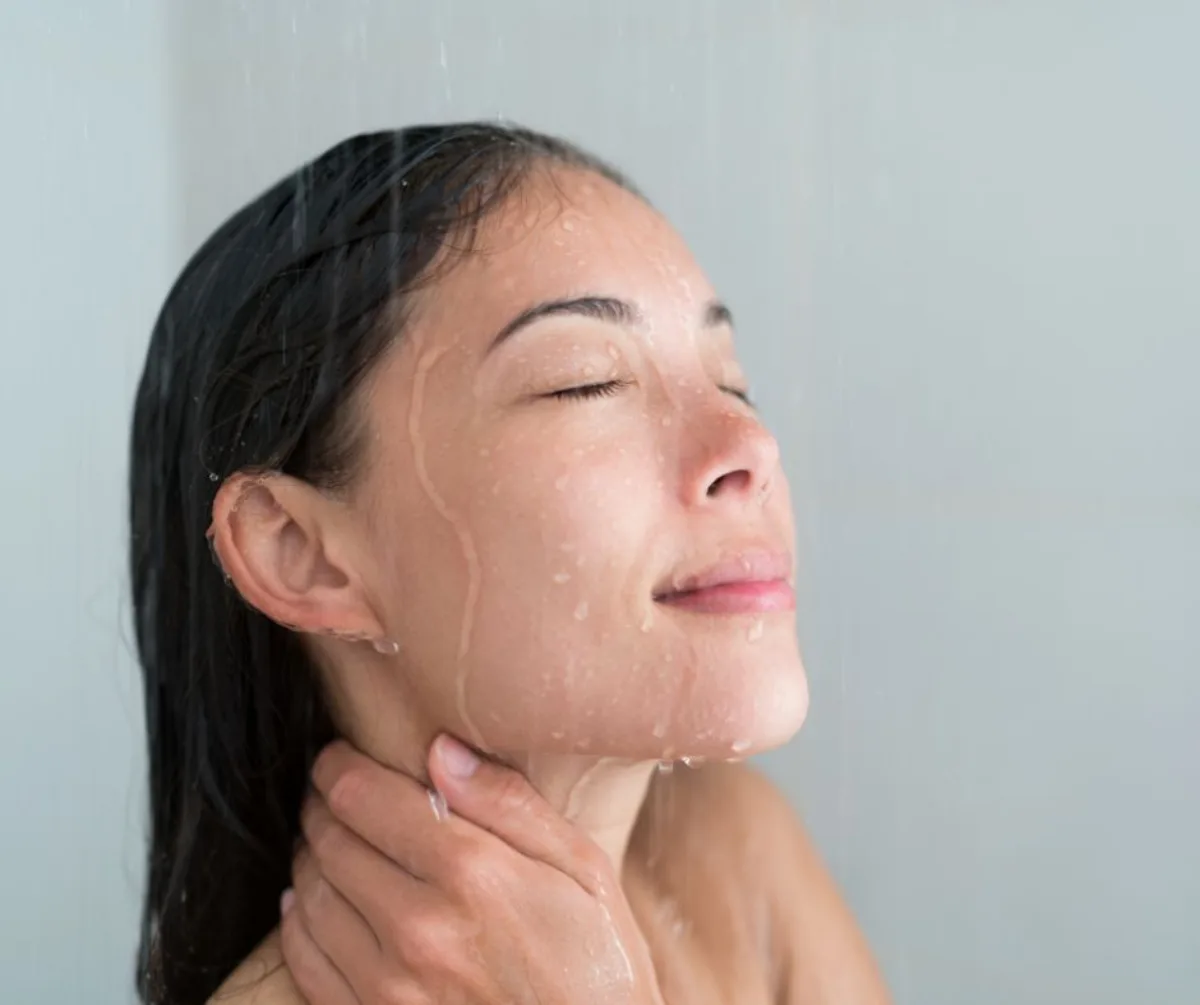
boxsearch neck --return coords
[320,646,658,873]
[509,752,658,867]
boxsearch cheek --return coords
[361,413,805,758]
[467,437,661,609]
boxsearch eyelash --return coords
[549,380,754,408]
[549,379,631,400]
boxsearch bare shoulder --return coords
[208,929,304,1005]
[632,761,892,1005]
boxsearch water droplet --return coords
[553,572,571,584]
[681,756,704,769]
[428,789,449,822]
[747,619,765,642]
[731,738,752,753]
[371,638,400,655]
[656,760,674,775]
[651,720,668,738]
[551,729,565,740]
[574,601,590,621]
[561,219,576,232]
[640,613,654,632]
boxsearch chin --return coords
[668,648,810,761]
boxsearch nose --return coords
[682,400,781,507]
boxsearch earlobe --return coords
[209,471,384,642]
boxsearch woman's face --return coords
[347,167,807,761]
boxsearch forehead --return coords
[407,168,714,350]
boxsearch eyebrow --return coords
[486,295,734,354]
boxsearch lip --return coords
[654,550,795,614]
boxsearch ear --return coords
[208,471,383,641]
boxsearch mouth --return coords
[653,549,795,615]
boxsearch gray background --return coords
[3,2,1197,1003]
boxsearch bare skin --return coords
[206,166,889,1003]
[210,761,889,1005]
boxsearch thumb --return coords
[428,734,611,893]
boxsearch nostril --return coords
[706,468,752,498]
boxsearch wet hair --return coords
[129,122,636,1005]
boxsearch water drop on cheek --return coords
[747,619,765,642]
[574,601,590,621]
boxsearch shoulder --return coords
[634,761,892,1004]
[208,929,304,1005]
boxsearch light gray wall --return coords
[3,3,1197,1003]
[782,6,1200,1002]
[0,2,177,1004]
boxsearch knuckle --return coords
[309,873,334,911]
[492,770,537,816]
[574,838,613,884]
[325,763,369,817]
[292,856,317,903]
[307,812,344,861]
[399,909,460,971]
[374,974,420,1005]
[448,838,509,895]
[310,740,349,793]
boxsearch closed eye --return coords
[548,379,631,401]
[722,386,755,408]
[548,380,753,407]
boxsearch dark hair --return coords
[129,122,635,1005]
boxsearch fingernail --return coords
[437,734,480,779]
[280,887,295,916]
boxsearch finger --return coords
[279,885,361,1005]
[302,790,442,945]
[428,733,613,894]
[310,742,469,881]
[293,842,387,1004]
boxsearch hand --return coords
[279,735,665,1005]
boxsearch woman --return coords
[130,123,889,1004]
